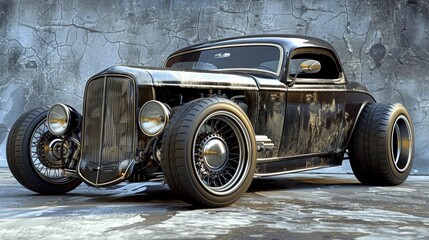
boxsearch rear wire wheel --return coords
[348,103,414,185]
[162,98,256,207]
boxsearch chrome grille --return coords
[79,76,136,186]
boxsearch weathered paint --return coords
[281,90,346,156]
[254,91,286,159]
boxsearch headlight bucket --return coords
[138,100,170,137]
[47,104,81,136]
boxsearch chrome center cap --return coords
[48,139,69,160]
[203,138,228,170]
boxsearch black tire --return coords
[161,98,256,207]
[348,103,414,185]
[6,107,82,194]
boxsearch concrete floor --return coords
[0,168,428,240]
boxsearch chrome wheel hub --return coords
[202,136,228,171]
[31,119,74,183]
[38,133,71,168]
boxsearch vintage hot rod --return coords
[7,35,414,207]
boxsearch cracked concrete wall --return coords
[0,0,428,174]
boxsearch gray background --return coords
[0,0,427,174]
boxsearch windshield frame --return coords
[164,43,285,76]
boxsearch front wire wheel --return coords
[193,111,251,196]
[7,107,81,194]
[162,98,256,208]
[30,119,73,184]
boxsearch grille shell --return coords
[78,75,137,186]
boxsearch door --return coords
[279,48,346,157]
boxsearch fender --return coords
[344,102,369,150]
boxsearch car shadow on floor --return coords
[2,173,363,210]
[248,174,362,192]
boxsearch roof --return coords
[168,34,339,57]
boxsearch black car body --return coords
[7,35,414,207]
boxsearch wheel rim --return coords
[30,119,75,184]
[390,115,413,172]
[192,111,251,196]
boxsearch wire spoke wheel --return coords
[6,107,81,194]
[30,119,75,184]
[192,111,250,196]
[161,98,256,207]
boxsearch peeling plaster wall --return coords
[0,0,428,174]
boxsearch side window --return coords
[288,49,340,81]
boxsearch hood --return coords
[95,66,259,90]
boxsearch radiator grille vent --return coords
[79,76,136,186]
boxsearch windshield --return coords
[165,44,283,75]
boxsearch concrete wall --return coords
[0,0,428,174]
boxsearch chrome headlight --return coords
[47,104,70,136]
[138,100,170,137]
[47,104,81,136]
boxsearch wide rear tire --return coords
[348,103,414,185]
[6,107,82,194]
[161,98,256,207]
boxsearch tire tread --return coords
[349,103,413,186]
[161,97,256,207]
[6,107,81,194]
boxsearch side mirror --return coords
[289,60,321,86]
[299,60,321,74]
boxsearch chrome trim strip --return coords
[287,89,375,96]
[258,87,287,92]
[256,152,332,163]
[294,78,343,84]
[93,161,135,187]
[95,76,107,185]
[288,86,346,91]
